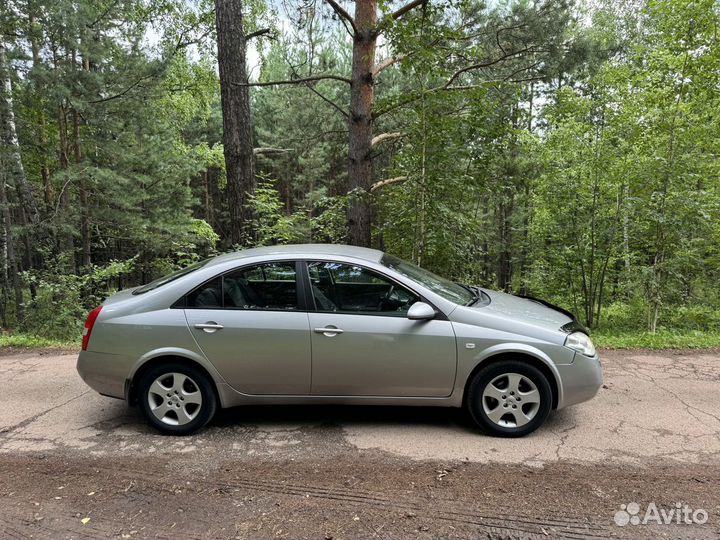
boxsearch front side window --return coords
[185,262,299,310]
[308,261,418,315]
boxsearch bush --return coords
[597,300,720,334]
[20,258,136,341]
[597,300,648,332]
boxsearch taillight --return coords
[82,306,103,351]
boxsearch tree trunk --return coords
[0,40,40,226]
[28,3,52,210]
[346,0,377,247]
[74,52,91,267]
[54,45,76,269]
[215,0,255,246]
[57,101,75,271]
[0,164,23,322]
[497,196,513,291]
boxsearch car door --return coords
[183,260,311,395]
[305,261,457,397]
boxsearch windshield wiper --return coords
[457,283,480,305]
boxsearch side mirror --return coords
[407,301,436,321]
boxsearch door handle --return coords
[314,326,344,336]
[194,322,224,333]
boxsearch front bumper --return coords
[555,351,603,409]
[77,350,128,399]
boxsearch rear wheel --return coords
[466,360,552,438]
[137,362,217,435]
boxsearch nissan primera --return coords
[77,244,602,437]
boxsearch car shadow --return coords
[213,403,477,431]
[102,400,577,438]
[212,403,576,435]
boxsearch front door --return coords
[184,261,311,395]
[305,261,457,397]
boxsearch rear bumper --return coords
[76,350,128,399]
[556,352,603,409]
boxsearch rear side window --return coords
[184,262,299,311]
[133,259,210,295]
[186,276,222,308]
[225,262,298,310]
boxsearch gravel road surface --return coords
[1,348,719,539]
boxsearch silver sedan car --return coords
[77,244,602,437]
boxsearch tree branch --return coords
[234,74,352,87]
[373,54,408,75]
[371,132,404,147]
[323,0,357,34]
[443,46,536,88]
[88,73,155,103]
[370,176,409,192]
[253,148,292,155]
[246,28,272,40]
[388,0,429,21]
[373,73,541,119]
[302,81,350,118]
[281,51,350,119]
[86,0,121,28]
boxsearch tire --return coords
[137,362,217,435]
[466,360,552,438]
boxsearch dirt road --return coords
[1,348,719,539]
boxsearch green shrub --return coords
[594,330,720,349]
[597,301,720,333]
[597,300,648,332]
[20,258,136,341]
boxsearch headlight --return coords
[564,331,596,357]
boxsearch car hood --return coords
[475,288,574,329]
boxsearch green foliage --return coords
[593,331,720,350]
[249,179,311,245]
[248,179,349,245]
[0,333,77,350]
[2,0,720,349]
[21,258,136,340]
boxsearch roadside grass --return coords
[0,333,77,350]
[593,330,720,349]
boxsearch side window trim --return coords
[301,260,447,319]
[177,259,308,312]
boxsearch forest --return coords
[0,0,719,347]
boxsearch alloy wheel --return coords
[147,372,203,426]
[481,372,541,428]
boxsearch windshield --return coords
[381,254,476,305]
[132,259,210,295]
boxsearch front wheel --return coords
[137,363,217,435]
[466,360,552,437]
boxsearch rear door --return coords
[183,261,311,395]
[305,261,457,397]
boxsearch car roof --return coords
[206,244,385,266]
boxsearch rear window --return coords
[132,259,210,295]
